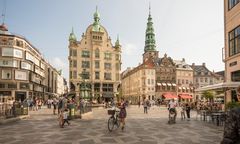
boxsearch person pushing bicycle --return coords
[118,98,127,131]
[168,98,177,123]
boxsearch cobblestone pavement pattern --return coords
[0,105,223,144]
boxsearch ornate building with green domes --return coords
[68,8,121,102]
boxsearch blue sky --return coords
[0,0,224,81]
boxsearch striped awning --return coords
[172,83,176,86]
[167,83,172,86]
[157,83,161,86]
[162,83,166,86]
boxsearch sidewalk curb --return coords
[0,115,30,125]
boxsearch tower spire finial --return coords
[149,2,151,15]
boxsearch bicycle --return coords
[107,108,120,132]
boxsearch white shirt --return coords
[169,101,177,109]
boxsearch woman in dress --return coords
[118,98,127,131]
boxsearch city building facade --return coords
[121,59,155,104]
[191,63,224,100]
[0,24,67,103]
[224,0,240,103]
[68,9,121,102]
[174,59,194,102]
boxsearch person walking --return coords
[181,103,186,120]
[61,108,70,128]
[185,103,191,121]
[118,98,127,131]
[143,98,148,114]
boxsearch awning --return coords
[163,93,178,99]
[182,87,186,90]
[178,87,182,89]
[167,83,172,86]
[195,82,240,92]
[157,83,161,86]
[186,87,190,90]
[179,94,192,99]
[172,83,176,86]
[161,83,166,86]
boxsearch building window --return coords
[104,52,112,60]
[82,61,90,68]
[104,73,111,80]
[73,71,77,79]
[116,63,120,71]
[95,72,100,80]
[116,54,120,61]
[72,50,77,57]
[82,50,90,58]
[20,83,29,89]
[15,70,28,80]
[2,48,23,58]
[104,63,111,70]
[0,60,18,67]
[228,0,239,10]
[205,78,208,83]
[70,71,72,79]
[178,79,181,84]
[229,26,240,56]
[95,61,100,69]
[148,79,150,85]
[186,80,189,84]
[73,60,77,68]
[151,79,154,85]
[231,70,240,81]
[0,83,5,88]
[21,61,32,71]
[116,74,119,81]
[95,49,100,58]
[8,83,17,89]
[182,79,184,84]
[200,78,203,82]
[1,70,12,79]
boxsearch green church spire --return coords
[115,34,120,47]
[69,27,77,42]
[92,6,102,32]
[144,4,156,52]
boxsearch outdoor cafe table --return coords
[211,111,224,126]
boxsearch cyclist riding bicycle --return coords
[168,98,177,123]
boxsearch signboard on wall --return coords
[15,70,28,80]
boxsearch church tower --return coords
[143,5,159,62]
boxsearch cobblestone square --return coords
[0,106,223,144]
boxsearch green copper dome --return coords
[69,27,77,42]
[115,35,120,47]
[92,6,102,32]
[144,6,156,52]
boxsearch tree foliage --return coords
[202,91,214,101]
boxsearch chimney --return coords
[182,58,185,62]
[202,63,206,67]
[192,63,195,66]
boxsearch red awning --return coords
[163,93,178,99]
[179,94,192,99]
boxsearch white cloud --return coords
[50,57,68,81]
[122,43,138,56]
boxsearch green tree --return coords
[202,91,214,102]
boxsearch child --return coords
[181,103,186,120]
[61,109,70,128]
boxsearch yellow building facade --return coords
[68,9,121,102]
[224,0,240,103]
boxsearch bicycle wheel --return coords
[115,117,120,128]
[108,116,114,132]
